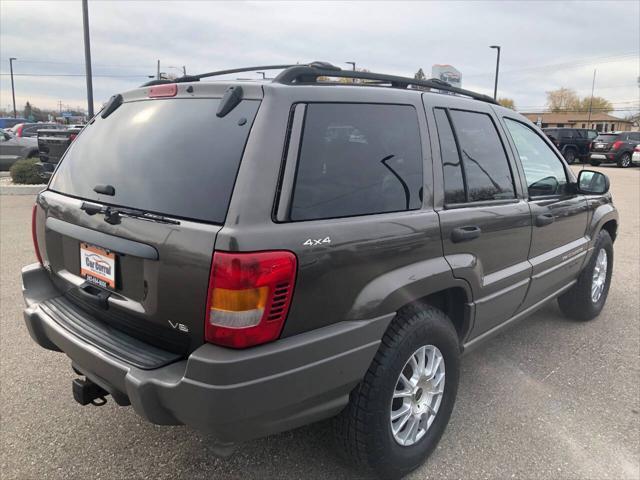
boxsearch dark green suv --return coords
[22,63,618,479]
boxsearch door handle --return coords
[535,213,555,227]
[451,226,481,243]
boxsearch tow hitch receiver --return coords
[72,378,108,406]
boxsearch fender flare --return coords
[346,256,473,324]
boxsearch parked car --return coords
[632,145,640,166]
[0,117,27,129]
[543,127,598,163]
[0,128,38,170]
[589,131,640,167]
[37,126,83,178]
[10,122,66,138]
[22,63,618,479]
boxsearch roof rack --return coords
[273,63,498,105]
[140,64,297,87]
[139,61,497,105]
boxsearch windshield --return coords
[49,98,259,224]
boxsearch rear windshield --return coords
[49,98,260,224]
[594,134,618,142]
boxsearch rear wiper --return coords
[81,202,180,225]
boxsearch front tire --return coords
[617,152,631,168]
[558,230,613,321]
[335,305,460,479]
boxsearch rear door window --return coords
[49,98,260,224]
[289,103,423,221]
[447,110,515,202]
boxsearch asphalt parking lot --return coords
[1,165,638,480]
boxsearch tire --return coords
[617,152,631,168]
[558,229,613,321]
[589,160,601,166]
[335,304,460,479]
[563,149,577,164]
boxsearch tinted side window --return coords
[434,108,465,204]
[290,104,423,221]
[448,110,515,202]
[630,132,640,142]
[504,118,568,197]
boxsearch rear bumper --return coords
[589,152,619,162]
[22,263,390,442]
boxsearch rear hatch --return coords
[37,89,261,355]
[591,134,618,152]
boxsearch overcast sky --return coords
[1,0,638,116]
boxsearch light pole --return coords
[9,57,17,118]
[82,0,94,117]
[490,45,501,100]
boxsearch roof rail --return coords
[274,63,498,105]
[139,61,497,105]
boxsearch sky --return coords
[1,0,638,117]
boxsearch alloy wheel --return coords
[390,345,445,447]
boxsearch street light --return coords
[9,57,17,118]
[489,45,501,101]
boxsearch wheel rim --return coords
[565,151,575,163]
[591,248,608,303]
[390,345,445,447]
[622,154,630,167]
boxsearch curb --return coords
[0,185,46,195]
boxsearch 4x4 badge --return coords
[303,237,331,247]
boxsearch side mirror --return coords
[577,170,610,195]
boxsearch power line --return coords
[464,52,639,78]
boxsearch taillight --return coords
[612,141,624,150]
[15,124,23,137]
[32,204,43,265]
[205,251,297,348]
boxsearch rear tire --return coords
[558,230,613,321]
[334,305,460,479]
[617,152,631,168]
[563,149,576,164]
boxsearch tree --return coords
[414,68,426,81]
[573,96,613,113]
[24,102,32,120]
[498,97,516,110]
[545,87,613,113]
[546,87,579,112]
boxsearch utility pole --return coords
[9,57,17,118]
[81,0,94,117]
[182,65,186,76]
[587,69,596,130]
[490,45,501,100]
[157,60,161,80]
